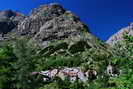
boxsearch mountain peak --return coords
[0,9,24,19]
[0,3,98,45]
[16,3,96,43]
[29,3,65,19]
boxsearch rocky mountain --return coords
[2,3,131,89]
[107,23,133,44]
[0,9,23,19]
[0,3,99,46]
[0,9,25,40]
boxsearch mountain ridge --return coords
[107,23,133,44]
[0,3,99,46]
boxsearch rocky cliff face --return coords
[16,3,97,44]
[0,3,98,45]
[0,9,25,40]
[107,23,133,44]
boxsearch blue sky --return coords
[0,0,133,41]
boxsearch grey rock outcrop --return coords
[107,23,133,44]
[17,3,65,36]
[0,3,98,45]
[16,3,91,44]
[33,11,87,42]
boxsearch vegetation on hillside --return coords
[0,33,133,89]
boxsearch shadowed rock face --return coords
[31,67,98,83]
[0,9,16,18]
[107,23,133,44]
[0,21,15,34]
[0,10,25,40]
